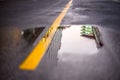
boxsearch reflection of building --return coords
[38,28,62,78]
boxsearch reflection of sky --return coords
[58,25,98,55]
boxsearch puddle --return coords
[22,27,45,44]
[0,27,46,51]
[58,25,98,56]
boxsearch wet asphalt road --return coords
[0,0,69,28]
[0,0,120,80]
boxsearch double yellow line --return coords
[19,0,73,70]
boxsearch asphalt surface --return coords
[0,0,120,80]
[0,0,69,28]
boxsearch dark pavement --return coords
[0,0,120,80]
[0,0,69,28]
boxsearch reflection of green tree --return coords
[81,25,94,37]
[23,27,45,44]
[58,27,66,30]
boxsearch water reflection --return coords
[0,27,45,51]
[22,27,45,44]
[0,26,47,80]
[58,25,98,56]
[38,27,62,78]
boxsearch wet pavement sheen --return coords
[0,0,120,80]
[47,26,120,80]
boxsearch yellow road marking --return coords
[19,0,73,70]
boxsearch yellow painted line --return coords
[19,0,73,70]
